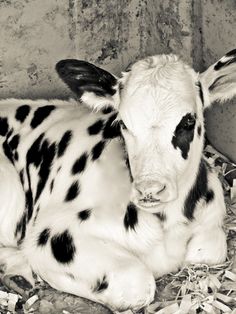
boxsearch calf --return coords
[0,50,235,311]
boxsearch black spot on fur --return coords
[87,119,104,135]
[124,202,138,231]
[51,230,76,264]
[172,113,196,159]
[26,133,45,168]
[33,206,40,224]
[26,133,56,223]
[72,153,88,174]
[25,190,33,222]
[19,169,24,186]
[2,141,14,163]
[183,160,208,220]
[9,134,20,150]
[197,125,202,137]
[50,179,54,193]
[102,106,114,114]
[37,228,51,246]
[0,117,9,136]
[58,130,72,157]
[15,105,31,123]
[25,133,44,220]
[15,212,27,245]
[30,105,55,128]
[93,275,109,293]
[65,181,80,202]
[155,212,166,222]
[14,151,19,161]
[102,113,120,139]
[91,141,106,160]
[206,189,214,204]
[35,140,56,202]
[78,209,91,221]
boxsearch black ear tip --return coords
[55,59,93,77]
[55,60,67,75]
[226,49,236,57]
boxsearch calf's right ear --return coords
[56,59,119,110]
[200,49,236,107]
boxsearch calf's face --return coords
[56,50,236,213]
[118,56,204,210]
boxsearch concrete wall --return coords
[0,0,235,161]
[0,0,195,98]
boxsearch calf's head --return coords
[56,50,236,213]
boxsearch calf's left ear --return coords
[56,59,118,110]
[200,49,236,107]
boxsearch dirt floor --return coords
[0,145,236,314]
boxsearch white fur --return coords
[1,51,235,310]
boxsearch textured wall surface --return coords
[0,0,235,160]
[201,0,236,162]
[0,0,196,98]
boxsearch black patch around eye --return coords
[87,119,104,135]
[102,106,114,114]
[124,202,138,231]
[58,130,72,157]
[102,113,120,139]
[65,180,80,202]
[72,152,88,175]
[0,117,9,136]
[183,159,208,220]
[91,140,106,160]
[51,229,76,264]
[78,209,91,221]
[30,105,55,129]
[93,275,109,293]
[15,105,31,123]
[172,113,196,160]
[37,228,51,246]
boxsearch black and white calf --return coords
[0,49,235,311]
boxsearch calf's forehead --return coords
[119,56,199,131]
